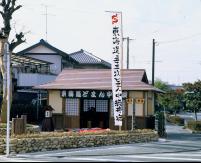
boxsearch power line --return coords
[158,32,201,45]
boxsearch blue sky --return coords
[2,0,201,85]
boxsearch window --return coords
[83,99,95,112]
[66,98,79,116]
[96,100,108,112]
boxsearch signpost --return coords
[126,98,134,131]
[132,98,135,131]
[126,98,145,131]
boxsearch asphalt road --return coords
[0,123,201,162]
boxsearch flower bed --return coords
[66,128,110,133]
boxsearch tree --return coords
[154,79,169,137]
[154,79,170,113]
[0,0,25,123]
[155,79,184,115]
[183,80,201,121]
[168,90,183,116]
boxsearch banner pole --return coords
[106,10,123,131]
[119,11,123,132]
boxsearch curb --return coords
[184,128,201,134]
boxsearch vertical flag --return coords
[111,13,123,126]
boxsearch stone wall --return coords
[0,139,5,155]
[0,131,158,155]
[0,128,7,136]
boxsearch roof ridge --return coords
[61,68,145,71]
[69,49,111,67]
[83,50,102,62]
[16,39,78,64]
[69,49,83,56]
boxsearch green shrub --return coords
[187,121,201,131]
[0,123,7,128]
[166,115,184,126]
[157,112,166,138]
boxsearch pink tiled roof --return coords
[34,69,163,92]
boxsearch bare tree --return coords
[0,0,25,123]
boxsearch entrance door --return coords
[80,99,109,129]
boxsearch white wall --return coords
[28,45,56,54]
[24,45,63,74]
[18,73,57,87]
[27,54,62,74]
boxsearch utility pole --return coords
[152,39,156,86]
[123,37,134,69]
[5,42,11,157]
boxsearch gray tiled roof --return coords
[69,49,111,68]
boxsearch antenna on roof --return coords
[41,4,56,42]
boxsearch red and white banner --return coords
[111,13,123,126]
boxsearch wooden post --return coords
[11,118,16,135]
[21,115,27,133]
[12,117,26,135]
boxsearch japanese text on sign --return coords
[111,13,123,127]
[61,90,128,99]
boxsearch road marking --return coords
[142,142,201,150]
[28,146,131,157]
[69,157,143,162]
[123,155,201,161]
[0,157,42,162]
[158,153,201,157]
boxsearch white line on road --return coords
[68,157,143,162]
[0,157,43,162]
[123,155,201,161]
[25,146,130,157]
[157,153,201,157]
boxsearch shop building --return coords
[35,69,163,130]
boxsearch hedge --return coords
[166,115,184,126]
[187,120,201,131]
